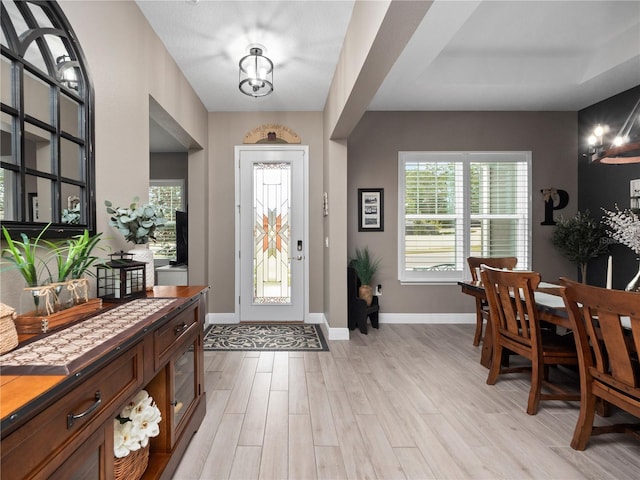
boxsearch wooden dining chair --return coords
[481,266,579,415]
[467,256,517,346]
[559,278,640,450]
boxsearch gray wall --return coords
[150,152,189,208]
[348,111,578,315]
[208,112,325,315]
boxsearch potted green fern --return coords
[349,247,381,306]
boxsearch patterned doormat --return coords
[203,323,329,351]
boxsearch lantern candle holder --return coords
[96,251,147,301]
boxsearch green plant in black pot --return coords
[349,247,381,306]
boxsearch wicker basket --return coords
[0,303,19,354]
[114,443,149,480]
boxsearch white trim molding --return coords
[379,312,475,324]
[204,312,474,338]
[205,313,238,327]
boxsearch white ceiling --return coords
[138,0,640,150]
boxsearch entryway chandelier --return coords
[589,96,640,164]
[239,46,273,97]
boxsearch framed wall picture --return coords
[358,188,384,232]
[28,192,39,222]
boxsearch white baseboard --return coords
[205,313,238,327]
[313,313,350,341]
[204,312,475,336]
[379,313,476,324]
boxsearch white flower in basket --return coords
[114,390,162,458]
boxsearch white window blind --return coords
[398,152,531,283]
[150,180,185,260]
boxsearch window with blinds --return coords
[398,151,531,283]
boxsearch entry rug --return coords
[204,324,329,351]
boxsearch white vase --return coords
[129,244,154,290]
[625,260,640,292]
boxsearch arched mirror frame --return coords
[0,0,95,237]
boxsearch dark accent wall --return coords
[578,85,640,288]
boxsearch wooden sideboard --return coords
[0,285,208,480]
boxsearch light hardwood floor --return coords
[173,324,640,479]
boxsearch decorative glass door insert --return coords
[253,163,291,304]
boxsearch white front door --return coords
[236,145,308,322]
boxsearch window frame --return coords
[397,151,532,284]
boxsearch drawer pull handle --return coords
[67,391,102,429]
[174,322,188,335]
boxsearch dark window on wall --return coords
[0,0,95,236]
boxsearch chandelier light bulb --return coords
[593,124,604,137]
[613,136,628,146]
[588,135,597,146]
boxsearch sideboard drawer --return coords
[154,302,198,369]
[1,342,144,479]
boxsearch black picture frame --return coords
[358,188,384,232]
[28,192,39,222]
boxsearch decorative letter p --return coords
[541,188,569,225]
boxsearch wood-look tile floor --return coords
[173,324,640,479]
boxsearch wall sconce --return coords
[239,47,273,97]
[56,54,79,90]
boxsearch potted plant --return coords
[105,197,167,289]
[551,210,608,283]
[1,224,53,315]
[349,247,381,306]
[43,230,104,308]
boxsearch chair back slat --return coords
[632,315,640,360]
[598,310,636,386]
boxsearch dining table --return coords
[458,280,570,368]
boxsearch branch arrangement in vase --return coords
[105,197,166,244]
[601,206,640,255]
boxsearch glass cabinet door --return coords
[172,339,197,439]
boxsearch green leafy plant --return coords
[552,210,608,283]
[62,203,81,224]
[105,197,167,244]
[349,247,381,285]
[1,224,51,286]
[69,230,103,279]
[42,230,104,281]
